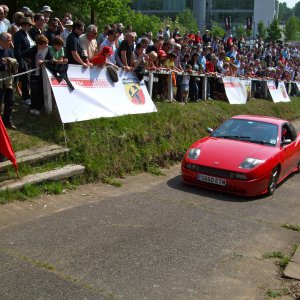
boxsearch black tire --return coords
[296,161,300,174]
[267,166,279,195]
[107,65,119,82]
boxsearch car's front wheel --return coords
[296,161,300,173]
[267,166,279,195]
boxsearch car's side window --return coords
[282,124,295,142]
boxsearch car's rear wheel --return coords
[267,166,279,195]
[296,161,300,173]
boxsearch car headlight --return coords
[187,148,201,160]
[239,158,264,169]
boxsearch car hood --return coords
[190,137,278,171]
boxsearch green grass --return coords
[265,288,289,298]
[281,223,300,232]
[2,97,300,203]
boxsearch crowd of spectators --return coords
[1,4,300,129]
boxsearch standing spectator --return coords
[99,29,118,65]
[21,7,33,17]
[97,25,110,48]
[0,5,10,30]
[116,32,135,71]
[22,35,52,115]
[40,5,53,24]
[61,12,72,26]
[79,24,98,62]
[60,19,73,48]
[66,20,91,67]
[202,30,211,45]
[147,31,154,46]
[29,13,45,42]
[194,31,202,45]
[163,25,170,40]
[0,6,9,33]
[0,32,17,129]
[13,17,35,105]
[44,17,61,45]
[9,11,24,36]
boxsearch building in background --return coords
[131,0,279,36]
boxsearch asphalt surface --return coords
[0,164,300,300]
[0,120,300,300]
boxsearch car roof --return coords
[232,115,286,125]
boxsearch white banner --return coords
[223,76,247,104]
[267,80,290,103]
[46,65,157,123]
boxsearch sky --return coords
[278,0,299,8]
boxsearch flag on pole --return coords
[0,116,18,171]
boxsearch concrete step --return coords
[0,145,70,171]
[0,164,85,191]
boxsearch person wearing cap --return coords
[40,5,53,23]
[66,20,91,67]
[21,7,33,16]
[202,29,211,45]
[29,13,45,42]
[91,46,116,67]
[79,24,98,62]
[13,16,35,105]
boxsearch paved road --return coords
[1,120,300,300]
[0,164,300,300]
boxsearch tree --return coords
[257,21,267,40]
[278,2,293,22]
[235,25,245,38]
[211,22,225,39]
[267,18,282,41]
[295,2,300,18]
[284,16,300,41]
[177,9,198,33]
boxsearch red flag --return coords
[0,116,18,171]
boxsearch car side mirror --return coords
[281,139,292,146]
[206,127,214,134]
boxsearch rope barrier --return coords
[0,67,40,82]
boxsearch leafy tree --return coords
[295,2,300,18]
[211,22,225,39]
[235,25,245,38]
[278,2,293,22]
[257,20,267,40]
[267,18,282,41]
[284,16,300,41]
[177,9,198,34]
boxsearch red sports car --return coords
[181,115,300,196]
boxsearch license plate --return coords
[198,174,226,186]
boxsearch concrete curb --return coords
[284,246,300,280]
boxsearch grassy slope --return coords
[2,98,300,203]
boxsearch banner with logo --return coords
[45,65,157,123]
[241,78,251,100]
[223,76,247,104]
[267,80,291,103]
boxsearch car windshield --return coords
[211,119,278,146]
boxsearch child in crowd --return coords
[49,36,68,64]
[91,46,117,68]
[181,64,192,104]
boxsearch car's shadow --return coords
[167,175,269,203]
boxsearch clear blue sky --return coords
[278,0,299,8]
